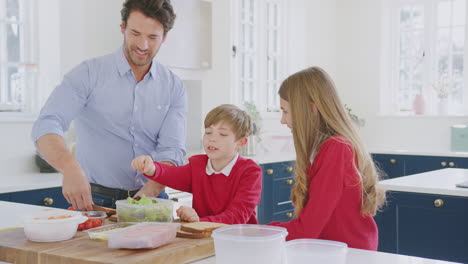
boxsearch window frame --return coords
[0,0,39,118]
[231,0,287,116]
[381,0,468,116]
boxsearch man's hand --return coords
[131,155,156,176]
[62,164,93,211]
[177,206,200,222]
[36,134,93,211]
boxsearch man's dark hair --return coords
[121,0,176,33]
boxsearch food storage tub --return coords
[285,239,348,264]
[116,198,173,222]
[211,224,287,264]
[21,210,87,242]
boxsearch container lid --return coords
[286,239,348,253]
[21,210,85,224]
[115,198,172,206]
[212,224,287,241]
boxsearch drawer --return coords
[272,209,295,222]
[262,162,295,179]
[273,177,294,212]
[10,187,69,209]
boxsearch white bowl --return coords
[21,209,88,242]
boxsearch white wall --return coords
[334,0,468,152]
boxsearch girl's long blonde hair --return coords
[279,67,385,217]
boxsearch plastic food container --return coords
[116,198,173,222]
[285,239,348,264]
[21,210,88,242]
[211,224,288,264]
[79,211,107,231]
[86,222,136,240]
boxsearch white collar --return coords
[206,153,239,177]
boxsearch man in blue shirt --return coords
[31,0,186,211]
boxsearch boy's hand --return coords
[176,206,200,222]
[131,155,156,176]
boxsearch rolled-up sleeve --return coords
[31,62,90,146]
[150,76,187,166]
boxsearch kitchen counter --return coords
[370,149,468,158]
[378,168,468,197]
[0,150,297,194]
[0,172,62,194]
[0,201,460,264]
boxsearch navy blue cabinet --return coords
[372,154,468,179]
[372,154,406,179]
[376,191,468,263]
[8,187,69,209]
[0,193,11,202]
[258,161,295,224]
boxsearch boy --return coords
[132,104,262,224]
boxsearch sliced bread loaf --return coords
[176,230,212,239]
[180,222,228,234]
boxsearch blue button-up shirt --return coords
[32,46,187,190]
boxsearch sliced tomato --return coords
[67,206,75,211]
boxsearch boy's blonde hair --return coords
[279,66,386,217]
[204,104,253,140]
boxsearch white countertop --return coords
[0,150,297,194]
[379,168,468,197]
[370,149,468,158]
[0,201,460,264]
[0,172,62,194]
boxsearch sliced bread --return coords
[180,221,228,234]
[176,230,212,239]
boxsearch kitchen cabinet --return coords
[0,193,11,201]
[375,191,468,263]
[8,187,69,209]
[372,154,406,179]
[258,161,295,224]
[372,154,468,179]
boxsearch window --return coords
[232,0,286,113]
[0,0,38,113]
[383,0,467,115]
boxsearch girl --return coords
[267,67,386,251]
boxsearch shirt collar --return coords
[115,45,158,79]
[206,153,239,177]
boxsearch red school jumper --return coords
[267,136,379,251]
[145,155,262,224]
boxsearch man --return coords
[31,0,186,211]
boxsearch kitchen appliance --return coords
[451,124,468,152]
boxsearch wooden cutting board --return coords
[0,228,214,264]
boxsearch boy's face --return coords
[203,122,245,161]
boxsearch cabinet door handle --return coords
[441,162,447,167]
[43,197,54,206]
[390,159,396,164]
[266,169,274,175]
[286,166,293,172]
[285,179,293,185]
[449,162,455,167]
[286,212,293,218]
[434,199,444,208]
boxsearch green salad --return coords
[117,195,172,222]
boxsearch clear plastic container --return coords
[116,198,173,222]
[21,210,87,242]
[285,239,348,264]
[211,224,288,264]
[86,222,136,240]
